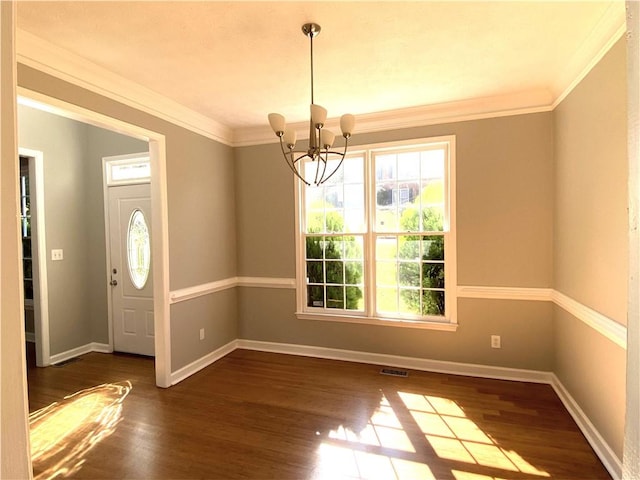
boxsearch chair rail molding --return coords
[458,285,626,349]
[170,279,627,349]
[551,290,627,349]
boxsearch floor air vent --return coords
[380,367,408,377]
[52,357,81,368]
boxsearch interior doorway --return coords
[17,90,171,388]
[18,102,150,368]
[18,149,49,367]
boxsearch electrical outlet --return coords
[491,335,501,349]
[51,249,64,261]
[199,328,205,341]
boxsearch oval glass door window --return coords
[127,209,151,289]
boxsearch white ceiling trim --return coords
[233,90,555,147]
[16,29,234,146]
[16,16,626,148]
[551,4,627,109]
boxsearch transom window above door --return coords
[105,155,150,186]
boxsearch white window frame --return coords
[294,135,457,331]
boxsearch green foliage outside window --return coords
[306,207,363,310]
[398,182,445,316]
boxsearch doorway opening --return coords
[18,149,49,368]
[17,90,171,388]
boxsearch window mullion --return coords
[364,150,376,317]
[294,175,306,313]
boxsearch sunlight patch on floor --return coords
[451,469,509,480]
[313,390,550,479]
[401,392,550,478]
[30,382,132,480]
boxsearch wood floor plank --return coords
[26,346,611,479]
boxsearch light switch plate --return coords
[51,249,64,261]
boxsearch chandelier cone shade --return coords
[267,23,355,186]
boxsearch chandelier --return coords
[268,23,355,186]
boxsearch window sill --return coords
[295,311,458,331]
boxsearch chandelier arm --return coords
[292,152,312,168]
[314,151,324,185]
[318,153,344,185]
[290,158,311,186]
[316,151,330,184]
[318,139,350,185]
[279,137,310,186]
[322,149,349,156]
[292,152,317,186]
[285,148,309,157]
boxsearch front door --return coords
[108,183,154,356]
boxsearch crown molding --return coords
[16,29,234,146]
[551,3,627,108]
[233,90,555,147]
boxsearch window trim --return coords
[294,135,457,330]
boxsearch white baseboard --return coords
[235,339,553,384]
[169,339,238,385]
[49,342,112,365]
[550,374,622,479]
[90,342,113,354]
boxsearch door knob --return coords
[110,279,118,286]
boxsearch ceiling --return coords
[15,1,626,144]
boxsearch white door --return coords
[108,184,154,356]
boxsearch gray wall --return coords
[18,104,148,354]
[235,112,556,371]
[19,104,92,354]
[553,37,627,458]
[18,64,238,369]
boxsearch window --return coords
[295,136,456,329]
[105,155,150,186]
[127,209,151,290]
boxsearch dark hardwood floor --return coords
[26,345,611,479]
